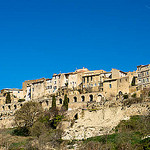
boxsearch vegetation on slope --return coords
[81,115,150,150]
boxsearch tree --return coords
[14,101,43,128]
[62,94,68,110]
[52,95,56,109]
[6,92,11,104]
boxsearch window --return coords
[74,97,77,102]
[109,84,112,88]
[83,77,85,83]
[120,79,121,82]
[32,88,34,92]
[91,84,93,87]
[95,83,97,86]
[91,76,93,81]
[54,81,56,84]
[83,85,85,88]
[146,72,149,75]
[87,77,89,83]
[147,78,149,82]
[53,86,57,90]
[142,72,144,76]
[89,95,93,102]
[81,96,85,102]
[59,99,62,104]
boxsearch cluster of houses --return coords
[0,64,150,112]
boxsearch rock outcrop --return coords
[62,102,150,140]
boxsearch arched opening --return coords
[39,102,42,106]
[8,105,11,110]
[2,106,5,110]
[74,113,78,120]
[89,95,93,102]
[14,105,17,110]
[68,98,70,103]
[98,94,102,102]
[46,101,49,106]
[20,104,22,107]
[119,91,123,96]
[74,97,77,102]
[81,96,85,102]
[59,99,62,104]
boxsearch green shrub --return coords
[6,92,11,104]
[148,92,150,97]
[18,99,25,102]
[63,94,68,110]
[123,94,128,99]
[52,95,56,109]
[50,115,63,129]
[131,93,136,98]
[12,127,30,136]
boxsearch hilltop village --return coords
[0,64,150,141]
[0,64,150,114]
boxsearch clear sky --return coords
[0,0,150,89]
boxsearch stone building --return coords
[0,66,141,114]
[137,64,150,89]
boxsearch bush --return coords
[6,92,11,104]
[148,92,150,97]
[50,115,63,129]
[30,121,47,138]
[18,99,25,102]
[62,94,68,110]
[123,94,128,99]
[14,102,43,127]
[12,127,30,136]
[52,95,56,109]
[131,93,136,98]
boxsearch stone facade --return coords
[1,65,150,128]
[137,64,150,90]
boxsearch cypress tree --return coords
[6,92,11,104]
[52,95,56,109]
[63,94,68,110]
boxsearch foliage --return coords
[50,115,64,129]
[18,99,25,102]
[131,77,136,86]
[12,127,30,136]
[62,94,68,110]
[14,102,43,127]
[123,94,128,99]
[52,95,56,109]
[131,93,136,98]
[83,114,150,150]
[30,121,47,138]
[123,98,142,106]
[6,92,11,104]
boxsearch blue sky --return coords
[0,0,150,89]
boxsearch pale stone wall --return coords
[12,90,24,99]
[62,102,150,140]
[31,80,46,100]
[137,64,150,89]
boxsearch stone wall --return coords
[62,102,150,140]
